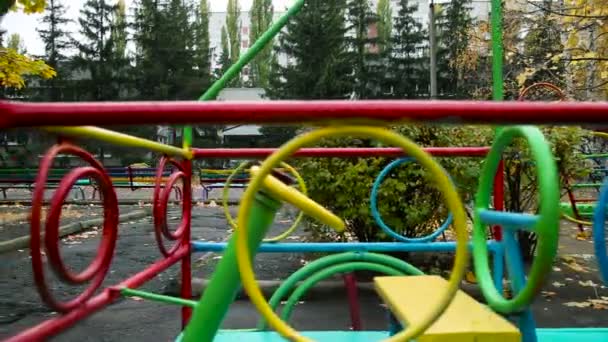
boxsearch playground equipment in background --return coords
[3,0,608,340]
[517,82,566,102]
[593,178,608,284]
[199,168,250,200]
[0,167,90,199]
[3,101,608,342]
[0,166,181,201]
[562,132,608,229]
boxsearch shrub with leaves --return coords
[503,126,589,261]
[297,125,493,242]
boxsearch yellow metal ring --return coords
[235,125,469,342]
[223,161,308,242]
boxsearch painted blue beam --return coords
[192,241,501,253]
[478,209,539,230]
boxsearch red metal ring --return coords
[45,167,118,284]
[518,82,566,101]
[159,171,188,240]
[30,143,119,313]
[153,156,188,257]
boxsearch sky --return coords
[1,0,294,56]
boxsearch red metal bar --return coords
[6,247,188,342]
[343,274,362,331]
[193,147,491,159]
[2,100,608,128]
[181,160,193,327]
[491,160,504,241]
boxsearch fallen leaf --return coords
[576,231,591,240]
[589,299,608,305]
[131,296,144,302]
[553,281,566,288]
[541,291,556,298]
[553,267,562,272]
[465,271,477,284]
[579,280,599,287]
[564,301,591,308]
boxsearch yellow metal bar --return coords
[44,126,193,159]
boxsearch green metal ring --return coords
[473,126,559,314]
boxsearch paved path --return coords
[1,204,608,340]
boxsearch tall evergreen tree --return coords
[249,0,273,87]
[436,0,473,98]
[390,0,427,99]
[266,0,351,100]
[159,0,197,99]
[193,0,211,86]
[214,25,231,79]
[346,0,381,99]
[111,0,130,98]
[37,0,71,100]
[7,33,25,53]
[226,0,241,85]
[376,0,392,54]
[74,0,117,100]
[132,0,164,99]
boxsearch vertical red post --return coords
[343,273,362,330]
[181,159,193,327]
[492,160,504,241]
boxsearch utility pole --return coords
[429,0,437,99]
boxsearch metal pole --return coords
[429,1,437,99]
[491,0,504,101]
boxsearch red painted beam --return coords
[193,147,491,159]
[6,247,188,342]
[2,100,608,128]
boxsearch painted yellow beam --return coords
[374,275,520,342]
[44,126,192,159]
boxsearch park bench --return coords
[92,166,182,200]
[199,169,249,200]
[0,168,89,200]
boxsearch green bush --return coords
[297,125,493,242]
[502,126,589,261]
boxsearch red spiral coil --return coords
[30,143,119,313]
[153,156,189,257]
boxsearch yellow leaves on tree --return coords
[0,0,54,89]
[0,48,56,89]
[10,0,46,14]
[562,0,608,99]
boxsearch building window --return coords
[242,40,249,48]
[242,26,249,35]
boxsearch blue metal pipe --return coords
[479,209,539,230]
[192,241,501,253]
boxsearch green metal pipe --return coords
[257,252,423,330]
[120,287,198,308]
[182,0,306,143]
[571,183,602,188]
[583,153,608,159]
[491,0,504,102]
[280,262,404,322]
[182,192,282,342]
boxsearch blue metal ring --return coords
[370,158,453,243]
[593,178,608,284]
